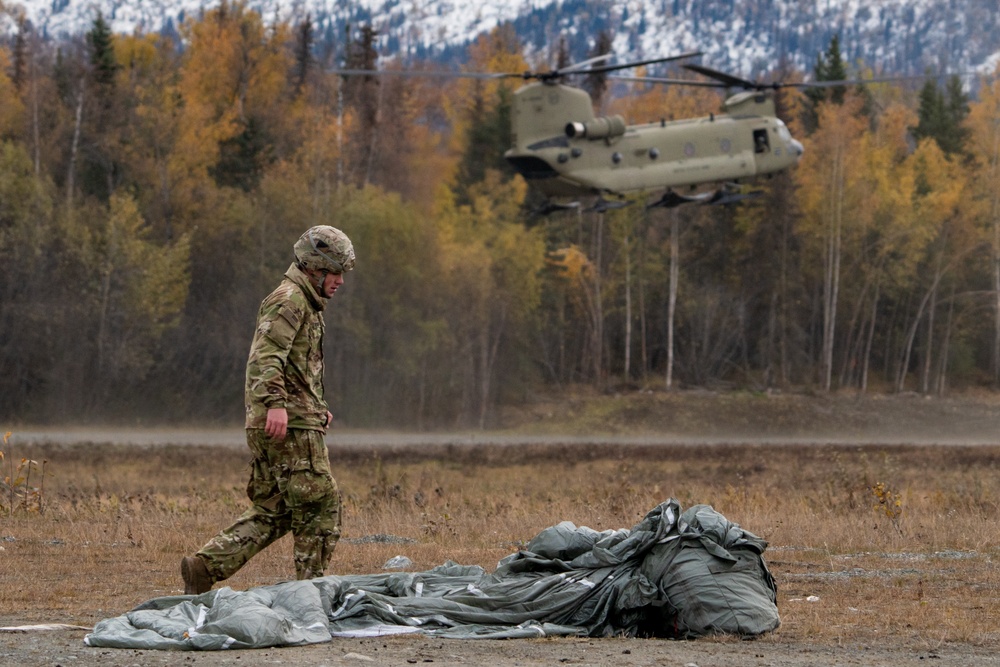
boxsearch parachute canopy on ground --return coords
[84,500,779,650]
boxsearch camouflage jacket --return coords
[244,263,329,431]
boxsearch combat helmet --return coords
[294,226,356,274]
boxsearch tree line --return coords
[1,6,999,428]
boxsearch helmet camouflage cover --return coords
[294,226,356,273]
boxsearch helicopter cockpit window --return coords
[753,129,770,154]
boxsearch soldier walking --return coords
[181,226,356,595]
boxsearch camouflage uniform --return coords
[195,262,342,582]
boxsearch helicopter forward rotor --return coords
[331,51,705,84]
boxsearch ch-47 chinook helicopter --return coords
[501,52,806,212]
[336,51,887,212]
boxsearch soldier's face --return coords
[321,271,345,297]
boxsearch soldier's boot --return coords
[181,555,215,595]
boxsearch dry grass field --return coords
[3,391,1000,665]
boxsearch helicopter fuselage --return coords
[504,82,804,200]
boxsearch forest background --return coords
[2,3,1000,430]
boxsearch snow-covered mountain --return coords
[5,0,1000,80]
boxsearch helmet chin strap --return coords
[309,268,329,294]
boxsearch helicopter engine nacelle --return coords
[565,115,627,140]
[723,91,776,118]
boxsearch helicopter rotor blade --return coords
[538,51,702,82]
[558,54,616,74]
[781,74,933,89]
[331,57,973,91]
[330,52,705,84]
[330,68,517,80]
[577,51,704,77]
[683,64,762,89]
[609,75,726,87]
[658,64,943,91]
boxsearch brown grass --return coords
[2,440,1000,650]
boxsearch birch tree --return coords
[796,94,869,390]
[965,70,1000,385]
[893,139,973,392]
[444,172,544,427]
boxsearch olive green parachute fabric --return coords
[84,500,779,650]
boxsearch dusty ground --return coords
[5,389,1000,666]
[12,387,1000,449]
[498,386,1000,443]
[8,629,1000,667]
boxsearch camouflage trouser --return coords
[197,428,341,582]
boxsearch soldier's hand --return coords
[265,408,288,441]
[325,411,334,428]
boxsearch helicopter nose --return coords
[790,138,804,160]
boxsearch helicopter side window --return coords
[753,129,770,154]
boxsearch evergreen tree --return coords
[291,14,315,97]
[583,30,612,112]
[803,35,848,132]
[87,11,118,90]
[822,35,848,104]
[11,15,28,92]
[452,25,524,205]
[555,35,571,70]
[943,74,970,155]
[343,24,379,116]
[454,82,513,204]
[210,118,270,191]
[341,24,381,186]
[71,12,125,202]
[913,73,969,156]
[913,76,945,144]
